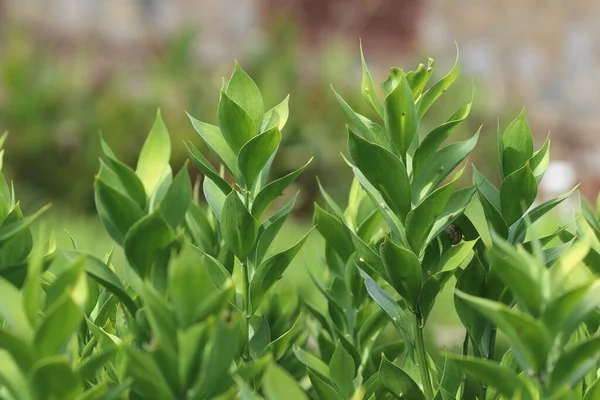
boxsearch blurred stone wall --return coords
[421,0,600,198]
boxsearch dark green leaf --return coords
[380,237,422,308]
[293,347,330,379]
[360,41,383,116]
[218,90,256,153]
[384,71,418,158]
[420,269,455,322]
[252,158,312,219]
[239,127,281,190]
[406,168,464,254]
[126,347,176,400]
[187,114,239,178]
[101,137,147,209]
[329,341,356,398]
[263,363,308,400]
[221,191,259,260]
[500,162,537,226]
[225,61,264,130]
[446,355,532,400]
[455,290,552,372]
[308,369,343,400]
[160,163,192,229]
[314,203,354,262]
[358,267,414,355]
[185,141,232,195]
[250,228,313,312]
[94,177,145,245]
[500,110,534,178]
[347,127,411,222]
[417,51,459,118]
[253,193,298,266]
[31,356,81,400]
[530,134,550,183]
[550,335,600,392]
[123,210,176,278]
[379,354,426,400]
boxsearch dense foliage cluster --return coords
[1,45,599,400]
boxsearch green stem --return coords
[481,327,497,399]
[459,333,469,399]
[241,260,251,360]
[414,310,434,400]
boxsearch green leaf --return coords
[417,51,460,118]
[406,168,464,254]
[543,280,600,340]
[0,277,33,341]
[332,88,388,148]
[454,257,491,357]
[221,191,259,260]
[238,127,281,190]
[294,346,331,379]
[0,349,32,400]
[314,203,354,262]
[500,162,537,226]
[31,356,81,400]
[94,177,145,245]
[412,128,479,203]
[406,59,435,97]
[136,109,171,196]
[249,315,271,361]
[550,336,600,392]
[487,237,548,316]
[329,341,356,398]
[101,137,147,209]
[262,313,303,360]
[455,290,552,371]
[250,228,313,312]
[413,100,472,179]
[512,185,578,242]
[380,237,422,308]
[225,61,264,130]
[77,347,119,382]
[123,210,176,278]
[419,269,455,322]
[384,71,418,158]
[137,282,178,356]
[62,250,137,316]
[203,175,227,220]
[261,95,290,132]
[500,109,534,178]
[308,369,343,400]
[359,41,383,116]
[185,141,232,195]
[446,355,532,400]
[584,376,600,400]
[168,243,217,328]
[159,163,192,229]
[126,347,176,400]
[252,193,298,266]
[358,267,414,355]
[187,114,239,178]
[530,134,550,183]
[252,158,312,219]
[347,127,411,222]
[218,90,256,153]
[263,364,308,400]
[379,354,426,400]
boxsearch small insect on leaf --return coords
[445,224,463,245]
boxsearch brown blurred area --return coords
[1,0,599,212]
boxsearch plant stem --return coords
[241,260,251,360]
[414,310,434,400]
[459,333,469,399]
[481,327,497,399]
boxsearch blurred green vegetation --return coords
[1,19,496,217]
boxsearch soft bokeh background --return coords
[1,0,599,352]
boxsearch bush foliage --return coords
[1,44,599,400]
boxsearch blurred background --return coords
[1,0,599,350]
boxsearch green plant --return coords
[2,41,600,400]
